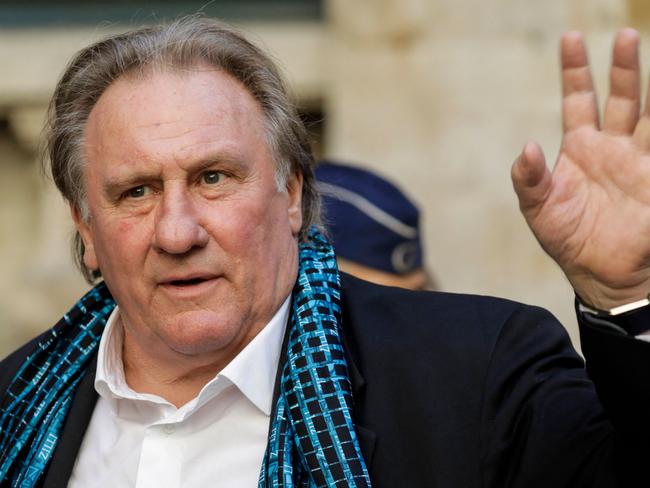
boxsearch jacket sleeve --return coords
[479,305,637,488]
[579,312,650,475]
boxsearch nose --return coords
[152,188,209,255]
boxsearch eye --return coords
[125,185,151,199]
[201,170,222,185]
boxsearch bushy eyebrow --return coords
[102,151,248,197]
[184,152,248,176]
[102,171,159,199]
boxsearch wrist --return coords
[577,293,650,316]
[570,275,650,311]
[577,294,650,336]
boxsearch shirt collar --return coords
[95,308,133,402]
[94,296,290,416]
[219,296,290,415]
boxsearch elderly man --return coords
[0,17,649,488]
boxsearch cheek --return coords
[204,192,269,235]
[243,197,296,267]
[94,218,149,270]
[213,210,264,255]
[202,196,289,275]
[115,220,133,239]
[234,196,290,246]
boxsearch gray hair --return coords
[46,15,321,283]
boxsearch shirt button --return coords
[162,424,176,435]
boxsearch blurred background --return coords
[0,0,647,357]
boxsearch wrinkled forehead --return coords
[97,62,263,120]
[87,65,267,144]
[81,66,275,183]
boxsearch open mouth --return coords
[169,277,210,287]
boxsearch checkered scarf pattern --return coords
[0,283,115,487]
[259,228,371,487]
[0,228,370,487]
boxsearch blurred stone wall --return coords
[325,0,634,351]
[0,0,641,357]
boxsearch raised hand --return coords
[512,29,650,310]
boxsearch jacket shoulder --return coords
[0,329,55,394]
[338,272,575,390]
[339,272,558,350]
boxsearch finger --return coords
[633,39,650,151]
[561,32,600,132]
[632,115,650,151]
[511,141,552,215]
[604,28,641,135]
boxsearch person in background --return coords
[315,160,436,290]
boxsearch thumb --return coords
[511,141,552,214]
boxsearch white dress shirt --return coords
[68,297,290,488]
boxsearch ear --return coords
[71,205,99,271]
[286,170,303,235]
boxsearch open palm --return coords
[513,30,650,309]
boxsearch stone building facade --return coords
[0,0,646,356]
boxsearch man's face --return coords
[74,67,303,359]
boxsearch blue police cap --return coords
[315,160,423,275]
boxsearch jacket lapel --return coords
[341,329,377,470]
[43,356,99,488]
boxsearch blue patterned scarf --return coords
[0,228,371,488]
